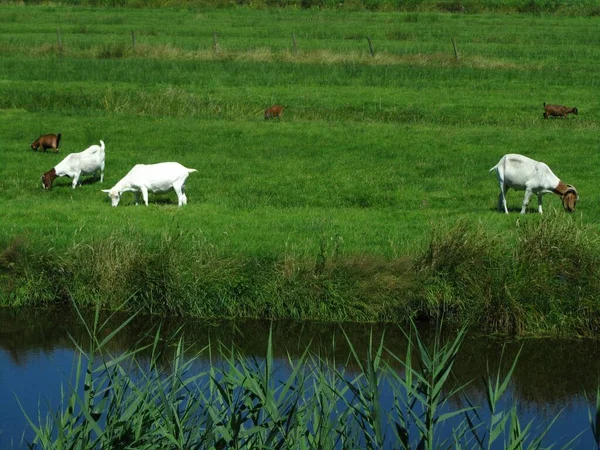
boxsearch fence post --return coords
[213,31,219,52]
[451,37,459,60]
[367,35,375,57]
[131,30,136,50]
[292,32,297,55]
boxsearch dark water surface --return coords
[0,307,598,448]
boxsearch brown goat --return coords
[264,105,284,120]
[543,103,578,119]
[31,133,61,152]
[41,168,59,190]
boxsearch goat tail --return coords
[56,133,62,147]
[187,168,198,174]
[543,102,546,107]
[489,164,498,173]
[99,140,105,150]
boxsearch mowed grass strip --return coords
[1,6,600,333]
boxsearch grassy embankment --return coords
[1,5,600,335]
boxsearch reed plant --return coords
[588,386,600,450]
[18,304,596,449]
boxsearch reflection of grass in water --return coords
[2,308,599,416]
[18,305,598,449]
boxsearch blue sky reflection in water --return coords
[0,309,597,449]
[0,347,76,448]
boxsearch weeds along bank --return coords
[2,216,600,336]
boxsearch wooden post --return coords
[451,37,459,60]
[212,31,218,52]
[367,35,375,57]
[131,30,136,50]
[56,27,62,50]
[292,32,297,55]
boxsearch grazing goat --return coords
[41,140,105,189]
[102,162,197,207]
[490,154,578,214]
[543,102,578,119]
[31,133,61,153]
[264,105,284,120]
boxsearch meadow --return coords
[1,4,600,335]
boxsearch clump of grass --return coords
[415,215,600,336]
[416,220,507,323]
[68,230,202,314]
[96,42,129,59]
[0,236,25,272]
[133,43,187,60]
[17,252,75,308]
[0,236,27,301]
[515,215,600,335]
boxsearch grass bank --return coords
[1,6,600,336]
[3,216,600,336]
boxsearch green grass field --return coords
[1,4,600,334]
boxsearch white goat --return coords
[489,154,578,214]
[102,162,197,207]
[41,140,105,189]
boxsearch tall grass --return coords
[3,214,600,335]
[2,229,419,322]
[19,305,596,448]
[416,215,600,336]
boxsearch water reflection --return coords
[0,307,597,447]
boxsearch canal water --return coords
[0,307,598,448]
